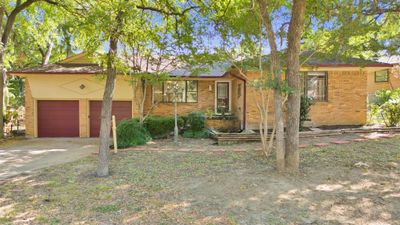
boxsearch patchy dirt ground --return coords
[0,137,399,225]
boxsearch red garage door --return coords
[38,100,80,137]
[89,101,132,137]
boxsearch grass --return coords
[0,137,399,224]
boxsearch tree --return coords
[72,0,199,177]
[206,0,306,172]
[0,0,60,138]
[283,0,306,171]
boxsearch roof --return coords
[169,61,231,78]
[9,53,104,75]
[302,52,394,67]
[239,51,394,70]
[10,63,104,74]
[9,51,393,76]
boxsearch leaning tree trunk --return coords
[96,37,118,177]
[258,0,285,172]
[41,42,53,66]
[284,0,306,172]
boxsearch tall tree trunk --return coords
[42,42,53,66]
[285,0,306,172]
[96,37,118,177]
[139,78,146,124]
[258,0,285,172]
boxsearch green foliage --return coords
[303,0,400,60]
[144,116,184,139]
[183,112,209,138]
[370,89,400,127]
[249,75,293,95]
[186,112,206,131]
[182,129,209,139]
[116,119,150,148]
[300,95,314,130]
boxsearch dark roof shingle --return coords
[10,63,104,74]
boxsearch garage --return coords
[37,100,80,137]
[89,101,132,137]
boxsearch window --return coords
[153,81,198,103]
[375,70,389,82]
[301,71,328,101]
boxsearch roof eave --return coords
[8,71,101,76]
[305,63,394,68]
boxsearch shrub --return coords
[116,119,151,148]
[182,112,209,138]
[144,116,184,139]
[182,129,209,138]
[370,89,400,127]
[300,95,314,130]
[186,112,206,131]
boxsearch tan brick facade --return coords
[146,80,216,116]
[206,118,240,130]
[24,80,34,137]
[309,70,367,126]
[367,70,400,94]
[245,70,368,129]
[245,71,276,129]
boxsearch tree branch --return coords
[362,4,400,15]
[136,5,199,16]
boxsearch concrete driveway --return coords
[0,138,98,180]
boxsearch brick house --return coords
[9,53,395,137]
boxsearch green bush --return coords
[116,119,151,148]
[144,116,184,138]
[182,112,208,138]
[186,112,206,131]
[300,95,314,130]
[182,129,209,138]
[370,89,400,127]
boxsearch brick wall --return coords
[24,80,34,137]
[309,70,367,126]
[245,71,276,129]
[367,70,400,94]
[206,118,240,130]
[144,80,216,116]
[245,70,368,129]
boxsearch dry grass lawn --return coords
[0,137,399,225]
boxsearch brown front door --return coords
[37,100,80,137]
[89,101,132,137]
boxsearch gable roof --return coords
[239,51,394,70]
[301,51,393,67]
[9,53,104,75]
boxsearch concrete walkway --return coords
[0,138,98,180]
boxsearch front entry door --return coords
[216,82,230,114]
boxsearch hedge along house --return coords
[9,53,395,137]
